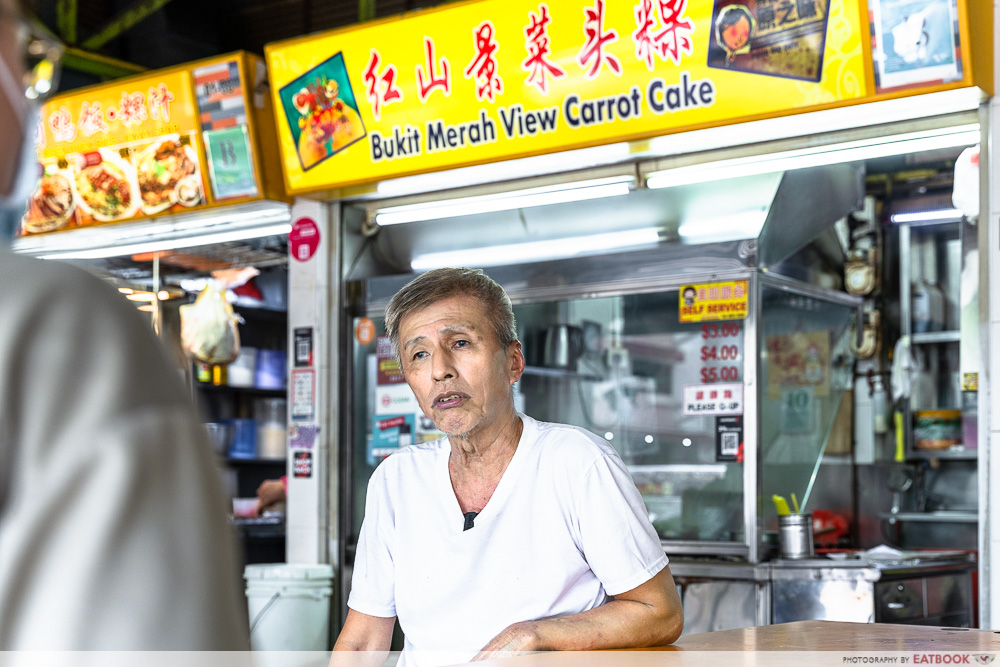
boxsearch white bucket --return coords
[245,563,334,650]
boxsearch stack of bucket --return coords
[244,563,334,650]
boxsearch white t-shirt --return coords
[348,414,667,664]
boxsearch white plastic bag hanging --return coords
[180,280,240,364]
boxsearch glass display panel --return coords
[758,286,855,531]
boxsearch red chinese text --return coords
[463,21,503,103]
[415,36,451,103]
[108,91,148,128]
[578,0,621,79]
[48,106,76,143]
[521,4,566,95]
[632,0,694,69]
[363,49,403,121]
[77,101,109,137]
[149,83,175,122]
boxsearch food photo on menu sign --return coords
[22,135,208,235]
[19,72,212,236]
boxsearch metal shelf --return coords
[880,511,977,523]
[911,330,960,344]
[907,447,977,461]
[521,365,603,381]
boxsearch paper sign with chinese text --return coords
[683,382,744,416]
[265,0,872,194]
[679,280,749,322]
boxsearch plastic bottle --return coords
[911,241,932,334]
[922,237,946,332]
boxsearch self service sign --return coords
[265,0,870,194]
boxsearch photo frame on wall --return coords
[870,0,963,92]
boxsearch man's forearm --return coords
[474,568,684,658]
[530,597,682,650]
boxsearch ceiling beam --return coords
[359,0,375,21]
[55,0,77,44]
[62,45,147,79]
[81,0,177,50]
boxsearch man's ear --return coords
[508,340,525,384]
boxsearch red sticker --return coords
[289,217,320,262]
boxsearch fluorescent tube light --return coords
[12,200,291,260]
[890,208,964,224]
[677,211,769,242]
[374,176,634,226]
[410,228,660,270]
[38,222,293,260]
[645,125,980,190]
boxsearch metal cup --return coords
[778,512,814,559]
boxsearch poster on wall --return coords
[765,330,830,398]
[706,0,832,81]
[870,0,963,91]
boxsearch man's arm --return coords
[473,565,683,657]
[333,609,396,651]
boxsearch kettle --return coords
[541,324,584,370]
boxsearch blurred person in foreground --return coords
[334,268,683,665]
[0,0,248,649]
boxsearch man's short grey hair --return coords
[385,268,518,360]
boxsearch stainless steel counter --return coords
[669,552,976,635]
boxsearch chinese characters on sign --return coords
[47,86,177,143]
[683,383,744,416]
[522,5,566,94]
[578,0,622,78]
[679,280,749,323]
[416,37,452,103]
[364,49,404,121]
[464,21,504,102]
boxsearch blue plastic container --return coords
[228,418,258,459]
[255,349,287,389]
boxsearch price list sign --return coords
[682,281,747,417]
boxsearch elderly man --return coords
[335,268,682,664]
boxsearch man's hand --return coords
[474,566,682,655]
[255,479,286,516]
[472,621,540,660]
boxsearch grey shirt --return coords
[0,250,249,649]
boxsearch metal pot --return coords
[542,324,584,369]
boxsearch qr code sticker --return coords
[721,431,739,456]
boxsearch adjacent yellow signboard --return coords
[679,280,749,322]
[266,0,872,194]
[21,52,283,236]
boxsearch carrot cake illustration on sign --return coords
[279,53,367,171]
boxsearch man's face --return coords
[398,295,524,439]
[0,0,26,197]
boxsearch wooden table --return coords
[476,622,1000,667]
[671,620,1000,651]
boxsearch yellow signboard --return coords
[679,280,748,322]
[21,53,282,236]
[266,0,871,194]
